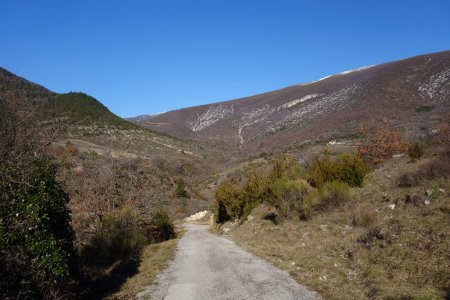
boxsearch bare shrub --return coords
[400,159,450,188]
[351,205,378,227]
[400,124,450,187]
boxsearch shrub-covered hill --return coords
[1,67,143,130]
[0,67,230,165]
[43,92,137,129]
[0,67,54,117]
[0,67,129,127]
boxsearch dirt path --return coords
[137,224,321,300]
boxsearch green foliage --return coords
[150,210,176,242]
[268,155,302,181]
[214,180,243,222]
[214,153,365,222]
[0,158,76,298]
[307,152,370,188]
[270,178,311,218]
[302,181,351,218]
[45,92,137,128]
[175,178,188,198]
[335,154,371,187]
[306,152,336,188]
[242,172,270,216]
[214,172,269,222]
[408,140,426,161]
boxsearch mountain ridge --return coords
[130,50,450,153]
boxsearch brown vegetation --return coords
[357,121,407,164]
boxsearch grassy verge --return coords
[109,238,179,299]
[228,157,450,299]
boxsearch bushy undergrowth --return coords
[215,153,363,222]
[175,178,188,198]
[306,152,370,188]
[0,157,77,299]
[270,179,311,219]
[407,140,426,161]
[305,181,351,214]
[214,172,269,222]
[80,208,175,268]
[0,108,178,299]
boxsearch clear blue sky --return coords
[2,0,450,117]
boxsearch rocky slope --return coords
[130,51,450,153]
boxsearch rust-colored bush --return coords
[357,121,407,164]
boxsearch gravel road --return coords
[137,224,321,300]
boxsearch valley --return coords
[1,50,449,299]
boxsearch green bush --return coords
[314,181,351,212]
[307,153,337,188]
[268,155,302,181]
[408,140,426,161]
[270,178,311,218]
[0,158,76,299]
[150,210,176,242]
[214,180,242,222]
[335,154,371,187]
[175,178,188,198]
[241,172,269,218]
[214,172,269,222]
[307,152,370,188]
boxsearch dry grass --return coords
[109,238,179,299]
[229,157,450,300]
